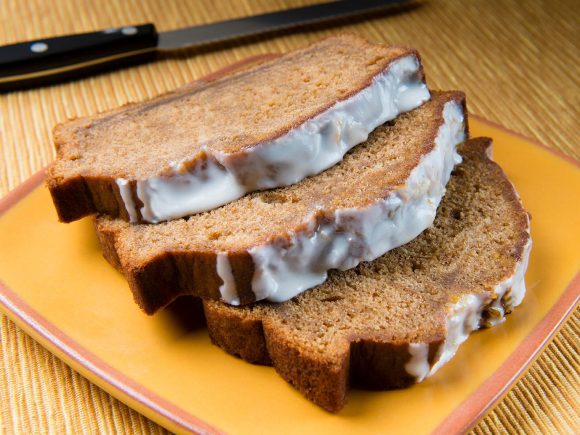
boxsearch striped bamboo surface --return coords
[0,0,578,433]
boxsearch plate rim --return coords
[1,117,578,434]
[0,274,221,434]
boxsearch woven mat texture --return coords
[0,0,578,433]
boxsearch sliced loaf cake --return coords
[47,34,429,223]
[203,138,532,412]
[95,91,467,314]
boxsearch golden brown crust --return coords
[205,305,444,412]
[204,311,443,413]
[199,138,532,412]
[94,91,467,313]
[47,35,424,223]
[98,223,257,313]
[204,307,445,412]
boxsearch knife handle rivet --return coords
[121,26,138,36]
[30,42,48,53]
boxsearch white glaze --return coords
[405,232,532,382]
[406,343,431,381]
[118,55,429,223]
[246,100,465,303]
[116,178,138,222]
[137,158,246,224]
[216,253,239,306]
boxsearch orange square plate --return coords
[0,107,578,433]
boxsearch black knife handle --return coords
[0,23,158,92]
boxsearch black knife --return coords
[0,0,408,91]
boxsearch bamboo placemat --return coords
[0,0,578,433]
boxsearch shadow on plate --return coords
[155,296,208,339]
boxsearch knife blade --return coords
[0,0,407,91]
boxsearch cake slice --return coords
[95,91,467,314]
[47,34,429,223]
[203,138,532,412]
